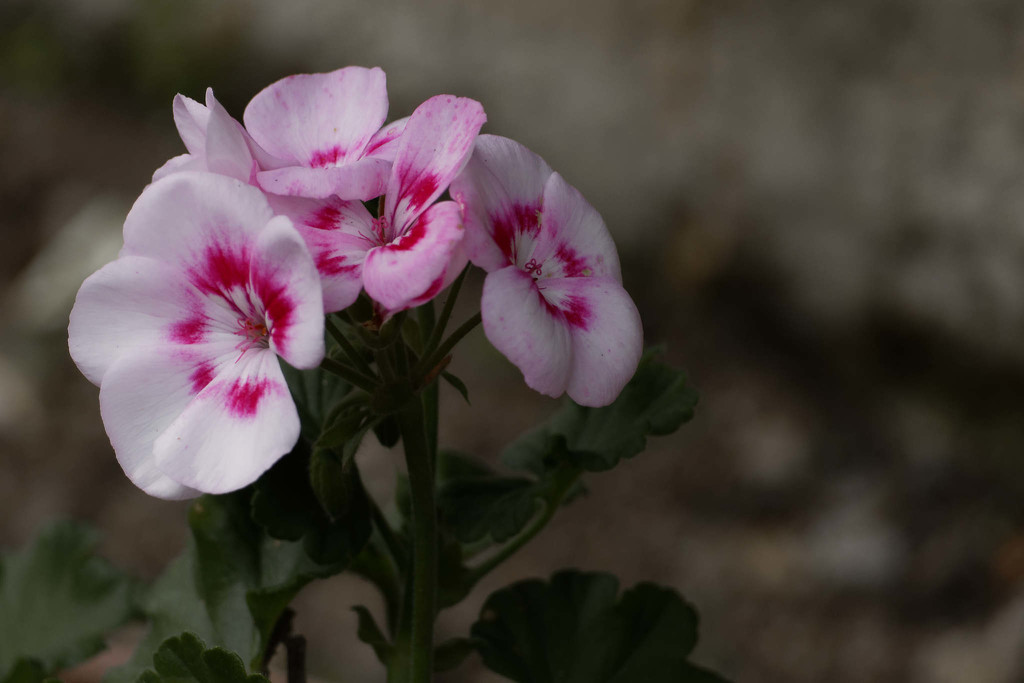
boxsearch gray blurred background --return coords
[3,0,1024,681]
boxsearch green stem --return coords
[416,312,482,377]
[466,468,581,585]
[321,358,377,393]
[370,494,407,572]
[327,316,375,378]
[395,397,437,682]
[419,266,469,362]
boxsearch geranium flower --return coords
[68,172,324,498]
[152,88,282,184]
[243,66,408,201]
[269,94,486,312]
[450,135,642,407]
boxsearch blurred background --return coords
[2,0,1024,681]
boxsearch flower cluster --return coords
[69,66,642,498]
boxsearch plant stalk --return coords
[395,396,437,682]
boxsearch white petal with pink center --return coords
[481,267,572,397]
[450,134,553,272]
[244,67,401,200]
[277,95,485,313]
[154,350,299,494]
[452,135,642,406]
[267,195,377,313]
[357,95,486,311]
[69,172,324,498]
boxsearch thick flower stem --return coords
[395,396,437,682]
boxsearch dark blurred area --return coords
[2,1,1024,681]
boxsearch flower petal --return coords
[249,215,325,368]
[450,134,553,271]
[403,244,469,310]
[204,91,256,182]
[385,95,486,233]
[121,172,275,273]
[69,255,208,385]
[362,200,466,311]
[255,156,391,200]
[481,266,572,398]
[267,195,376,312]
[363,116,408,162]
[532,172,622,281]
[243,66,389,167]
[537,276,642,407]
[153,351,299,494]
[172,94,210,157]
[152,154,204,182]
[98,350,215,500]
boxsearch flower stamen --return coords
[234,317,269,361]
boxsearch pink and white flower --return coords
[243,66,408,201]
[68,172,325,499]
[270,94,486,312]
[153,88,283,185]
[450,135,642,407]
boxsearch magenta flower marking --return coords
[68,172,324,499]
[243,66,408,201]
[271,94,486,313]
[450,135,642,407]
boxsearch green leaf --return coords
[251,443,373,566]
[190,491,367,668]
[138,633,268,683]
[373,415,400,448]
[438,474,539,544]
[309,448,354,521]
[435,451,574,547]
[471,571,729,683]
[436,532,473,609]
[0,522,133,681]
[1,659,46,683]
[440,371,470,404]
[278,359,352,443]
[110,472,372,682]
[104,546,213,683]
[351,606,393,665]
[432,638,477,673]
[503,351,698,476]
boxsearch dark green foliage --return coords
[503,351,698,476]
[108,463,372,683]
[138,633,268,683]
[352,606,393,665]
[278,360,352,443]
[0,522,133,683]
[440,371,470,404]
[250,444,373,566]
[471,571,729,683]
[432,638,477,673]
[373,415,401,448]
[435,451,540,545]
